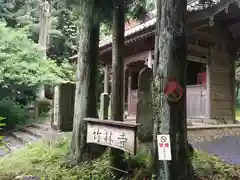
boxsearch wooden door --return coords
[187,85,207,118]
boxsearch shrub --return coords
[236,98,240,108]
[0,116,6,145]
[38,99,51,115]
[0,100,28,130]
[0,23,75,103]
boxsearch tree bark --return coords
[37,0,50,99]
[35,0,50,118]
[109,0,125,177]
[71,0,99,162]
[236,81,239,99]
[152,0,193,179]
[153,0,161,76]
[86,22,100,119]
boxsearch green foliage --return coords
[0,0,80,63]
[0,2,76,131]
[236,107,240,119]
[38,99,51,115]
[0,99,28,130]
[192,150,240,179]
[0,22,74,100]
[0,116,6,129]
[0,116,6,145]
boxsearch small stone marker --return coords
[157,134,172,160]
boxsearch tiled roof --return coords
[99,17,156,47]
[70,0,226,59]
[99,0,221,48]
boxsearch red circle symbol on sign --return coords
[164,80,183,102]
[160,136,167,143]
[159,136,169,148]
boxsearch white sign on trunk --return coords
[85,118,137,154]
[157,134,172,161]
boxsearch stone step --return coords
[24,125,58,142]
[0,147,10,156]
[4,135,24,149]
[32,123,50,131]
[23,126,51,138]
[11,131,38,144]
[21,127,43,139]
[1,135,25,155]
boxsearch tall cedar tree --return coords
[152,0,194,179]
[71,0,100,162]
[109,0,126,177]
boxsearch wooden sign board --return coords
[84,118,139,154]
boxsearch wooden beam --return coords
[124,51,148,65]
[212,20,236,42]
[188,19,210,29]
[187,0,233,23]
[190,30,231,44]
[220,16,240,27]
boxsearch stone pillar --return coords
[127,69,132,116]
[100,64,110,120]
[147,50,152,68]
[136,67,153,154]
[104,64,109,93]
[123,67,127,119]
[51,83,75,131]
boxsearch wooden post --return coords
[110,0,125,177]
[232,54,236,123]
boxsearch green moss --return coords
[0,133,115,180]
[192,149,240,180]
[0,134,239,180]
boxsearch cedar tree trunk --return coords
[109,0,125,177]
[71,0,99,162]
[152,0,194,179]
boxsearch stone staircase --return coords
[0,123,57,157]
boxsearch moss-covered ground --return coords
[0,133,239,180]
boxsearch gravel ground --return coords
[188,128,240,144]
[188,128,240,165]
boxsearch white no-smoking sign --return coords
[157,134,172,160]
